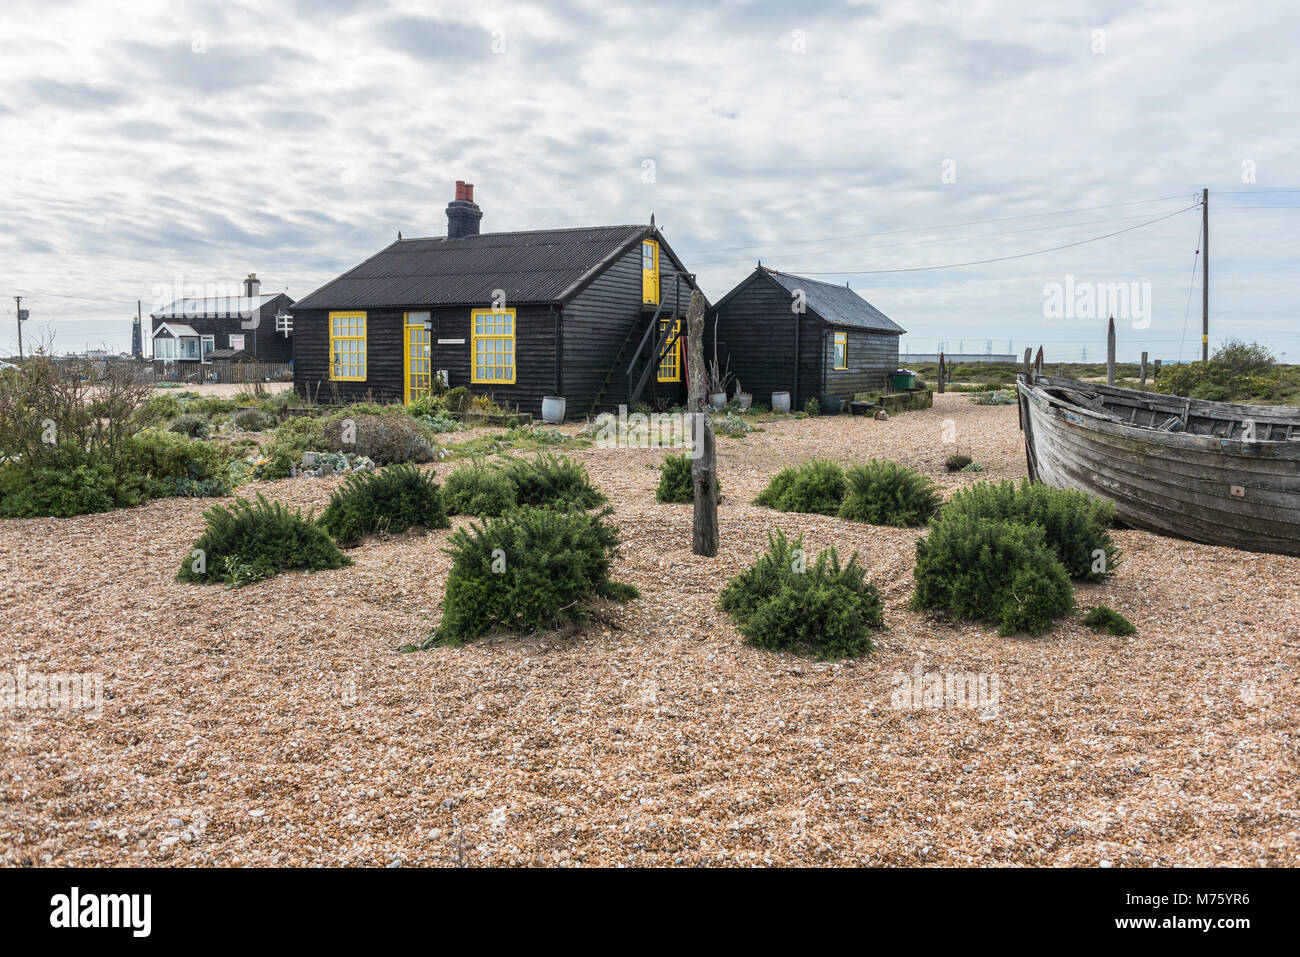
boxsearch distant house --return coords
[290,182,700,415]
[150,275,294,366]
[706,265,906,408]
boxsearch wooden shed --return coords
[705,266,906,409]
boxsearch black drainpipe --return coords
[552,304,563,396]
[792,310,800,406]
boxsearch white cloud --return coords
[0,0,1297,360]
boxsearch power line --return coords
[672,192,1194,260]
[796,203,1201,275]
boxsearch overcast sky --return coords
[1,0,1297,361]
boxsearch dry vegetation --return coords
[1,393,1297,866]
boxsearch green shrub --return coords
[418,413,461,434]
[273,416,328,453]
[838,460,940,527]
[804,397,822,416]
[945,454,973,472]
[0,446,118,518]
[754,459,845,515]
[911,515,1074,636]
[119,429,227,483]
[169,413,209,438]
[656,453,693,503]
[938,479,1117,580]
[139,393,182,426]
[177,494,351,586]
[442,386,470,413]
[500,454,606,509]
[719,530,883,658]
[233,407,270,431]
[1082,605,1137,636]
[443,464,519,517]
[715,413,752,436]
[960,462,984,473]
[321,411,434,464]
[427,506,634,646]
[317,464,450,546]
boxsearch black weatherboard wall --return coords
[706,267,905,407]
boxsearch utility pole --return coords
[1202,187,1209,363]
[13,296,23,360]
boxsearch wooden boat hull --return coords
[1017,376,1300,556]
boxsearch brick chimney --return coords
[446,181,482,240]
[244,273,261,297]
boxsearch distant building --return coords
[903,353,1016,364]
[150,274,294,365]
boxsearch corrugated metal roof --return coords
[152,293,288,320]
[291,225,647,311]
[763,269,906,334]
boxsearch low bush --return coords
[944,453,973,472]
[938,479,1118,580]
[0,446,118,518]
[804,397,822,416]
[719,530,883,658]
[501,454,606,509]
[838,460,940,527]
[656,453,693,503]
[317,464,449,546]
[233,407,270,431]
[715,413,752,436]
[169,413,210,438]
[754,459,845,515]
[911,515,1074,636]
[442,464,519,517]
[427,505,635,646]
[1082,605,1137,635]
[321,411,434,465]
[442,386,470,413]
[177,494,351,586]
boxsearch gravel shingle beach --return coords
[2,393,1297,867]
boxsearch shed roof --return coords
[292,225,650,311]
[760,269,906,334]
[152,322,200,338]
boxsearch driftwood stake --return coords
[685,290,718,557]
[1140,351,1149,388]
[937,352,946,394]
[1106,315,1117,386]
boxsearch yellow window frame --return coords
[657,317,681,382]
[404,312,432,404]
[330,311,367,381]
[471,307,516,384]
[833,332,847,370]
[641,239,660,305]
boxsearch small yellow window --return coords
[657,317,681,382]
[330,311,367,380]
[642,239,660,305]
[833,332,847,370]
[471,307,516,384]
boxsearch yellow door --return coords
[404,313,432,404]
[642,239,660,305]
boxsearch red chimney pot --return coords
[464,183,474,202]
[454,180,466,200]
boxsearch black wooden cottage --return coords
[290,182,700,417]
[150,274,294,365]
[705,265,906,409]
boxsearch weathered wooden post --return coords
[1153,358,1161,381]
[937,352,946,394]
[1106,316,1116,386]
[685,290,718,557]
[1140,351,1149,388]
[1023,347,1033,377]
[1033,346,1044,376]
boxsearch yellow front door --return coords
[404,313,432,404]
[641,239,660,305]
